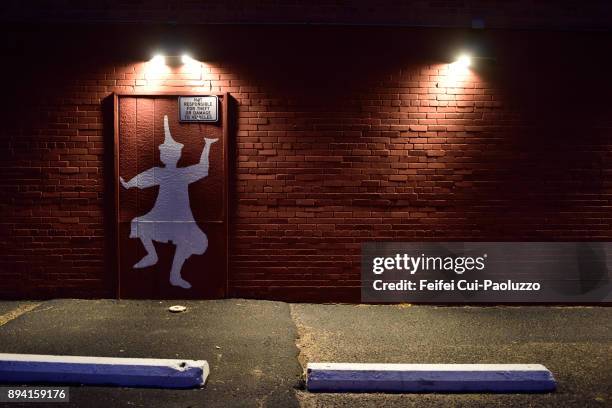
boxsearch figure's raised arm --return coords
[184,138,218,183]
[119,168,159,189]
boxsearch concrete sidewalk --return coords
[0,300,610,408]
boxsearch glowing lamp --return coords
[456,54,471,68]
[150,54,165,65]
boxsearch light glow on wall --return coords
[146,54,171,78]
[443,53,473,86]
[151,54,165,66]
[456,54,472,68]
[180,54,200,71]
[449,53,471,76]
[144,53,203,83]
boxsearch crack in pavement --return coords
[290,303,333,408]
[289,303,310,380]
[0,302,41,327]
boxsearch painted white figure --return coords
[120,115,218,289]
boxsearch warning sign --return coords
[179,96,218,122]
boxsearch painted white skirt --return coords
[130,218,208,255]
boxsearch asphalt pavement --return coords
[291,304,611,407]
[0,300,610,408]
[0,299,301,408]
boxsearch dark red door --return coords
[116,94,228,298]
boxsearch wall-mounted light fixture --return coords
[149,53,197,67]
[455,54,472,68]
[145,52,202,82]
[443,52,473,85]
[150,54,166,66]
[448,53,471,75]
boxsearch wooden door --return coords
[115,94,228,299]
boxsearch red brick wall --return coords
[1,25,611,300]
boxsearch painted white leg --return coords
[170,277,192,289]
[133,252,159,269]
[169,248,192,289]
[133,238,159,269]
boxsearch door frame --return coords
[112,92,230,299]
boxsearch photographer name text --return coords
[372,279,541,292]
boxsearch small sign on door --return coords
[179,96,219,123]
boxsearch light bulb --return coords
[456,54,471,68]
